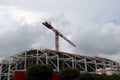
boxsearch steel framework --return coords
[0,49,120,80]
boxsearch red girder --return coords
[42,22,76,51]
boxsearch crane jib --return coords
[42,22,76,51]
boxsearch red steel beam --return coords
[42,22,76,51]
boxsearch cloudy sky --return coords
[0,0,120,61]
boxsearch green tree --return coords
[80,72,93,80]
[25,64,54,80]
[106,74,120,80]
[92,73,105,80]
[59,67,80,80]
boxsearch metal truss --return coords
[0,49,120,80]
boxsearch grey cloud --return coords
[0,0,120,61]
[73,23,120,56]
[0,23,55,58]
[0,14,72,58]
[1,0,119,15]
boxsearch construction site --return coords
[0,22,120,80]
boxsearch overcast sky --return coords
[0,0,120,61]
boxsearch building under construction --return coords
[0,22,120,80]
[0,48,120,80]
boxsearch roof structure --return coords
[0,48,120,80]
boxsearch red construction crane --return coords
[42,22,76,51]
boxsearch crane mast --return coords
[42,22,76,51]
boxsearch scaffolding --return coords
[0,49,120,80]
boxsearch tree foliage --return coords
[80,72,94,80]
[80,73,120,80]
[25,64,53,80]
[105,74,120,80]
[92,73,105,80]
[59,67,80,80]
